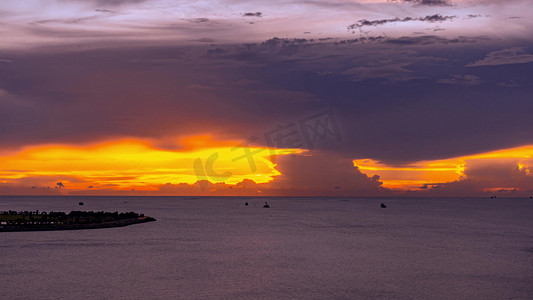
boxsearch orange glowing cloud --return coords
[354,145,533,190]
[0,137,301,192]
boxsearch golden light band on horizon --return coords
[354,145,533,190]
[0,138,301,191]
[1,140,533,193]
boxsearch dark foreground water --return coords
[1,196,532,299]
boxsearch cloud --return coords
[343,63,415,82]
[73,151,388,196]
[347,14,456,31]
[385,35,481,45]
[0,183,63,195]
[0,174,87,192]
[94,8,115,13]
[191,38,215,43]
[391,0,452,6]
[419,14,456,22]
[423,159,533,196]
[243,12,262,17]
[268,151,385,194]
[0,27,532,167]
[496,80,520,87]
[63,0,147,5]
[186,18,210,23]
[437,74,482,85]
[0,0,528,52]
[0,0,532,196]
[467,47,533,67]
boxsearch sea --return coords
[1,196,532,299]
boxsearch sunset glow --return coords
[1,0,532,196]
[2,140,533,194]
[354,146,533,190]
[0,139,301,192]
[2,1,533,299]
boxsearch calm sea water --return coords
[1,196,532,299]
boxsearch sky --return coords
[0,0,532,196]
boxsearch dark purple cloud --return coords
[61,0,147,5]
[0,0,532,195]
[348,14,456,31]
[391,0,452,6]
[467,47,533,67]
[0,1,532,169]
[269,151,385,194]
[1,35,533,167]
[419,160,533,196]
[243,12,262,17]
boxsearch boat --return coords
[245,202,248,206]
[380,203,387,208]
[263,201,270,208]
[78,202,84,206]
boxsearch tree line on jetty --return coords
[0,211,145,225]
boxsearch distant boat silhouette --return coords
[380,203,387,208]
[245,202,249,206]
[263,201,270,208]
[78,202,84,206]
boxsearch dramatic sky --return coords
[1,0,532,196]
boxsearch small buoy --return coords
[245,202,248,206]
[78,202,84,206]
[380,203,387,208]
